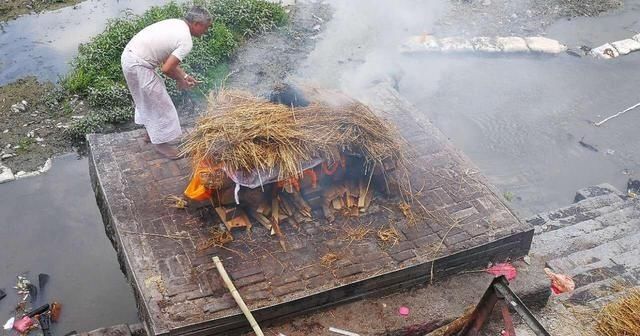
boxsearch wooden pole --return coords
[212,256,264,336]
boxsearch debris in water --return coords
[13,316,33,333]
[39,273,50,291]
[578,137,598,152]
[627,179,640,198]
[51,301,62,322]
[3,318,14,330]
[26,283,38,303]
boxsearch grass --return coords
[16,137,36,154]
[61,0,287,139]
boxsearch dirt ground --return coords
[0,0,82,22]
[0,77,82,172]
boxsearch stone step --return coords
[546,231,640,276]
[527,193,626,233]
[531,215,640,260]
[566,272,639,305]
[573,183,621,202]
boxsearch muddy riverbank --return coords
[0,0,81,22]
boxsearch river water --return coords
[0,0,186,85]
[0,154,139,334]
[0,0,193,332]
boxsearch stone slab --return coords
[88,84,532,336]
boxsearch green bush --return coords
[63,0,287,137]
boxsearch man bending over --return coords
[121,6,212,159]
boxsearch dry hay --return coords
[342,225,372,243]
[182,89,406,181]
[399,202,418,225]
[165,195,188,209]
[595,288,640,336]
[196,228,234,251]
[377,226,400,248]
[320,252,340,268]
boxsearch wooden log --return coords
[332,197,344,210]
[280,194,296,217]
[358,179,367,208]
[247,208,272,230]
[291,192,312,217]
[256,201,271,217]
[322,203,335,223]
[271,197,286,251]
[215,207,252,231]
[427,307,473,336]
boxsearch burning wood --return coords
[182,87,410,248]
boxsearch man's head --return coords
[185,6,212,37]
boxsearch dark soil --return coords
[0,0,82,22]
[0,77,83,172]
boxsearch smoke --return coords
[295,0,450,99]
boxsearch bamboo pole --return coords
[212,256,264,336]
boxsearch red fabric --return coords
[486,263,517,281]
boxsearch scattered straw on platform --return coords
[320,252,340,267]
[377,226,400,248]
[182,89,406,181]
[165,195,188,209]
[595,288,640,336]
[342,225,372,245]
[196,228,234,251]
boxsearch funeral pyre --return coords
[182,86,408,249]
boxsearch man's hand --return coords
[177,74,200,90]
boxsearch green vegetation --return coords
[503,191,514,202]
[16,137,36,154]
[62,0,287,139]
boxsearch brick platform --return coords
[88,84,533,336]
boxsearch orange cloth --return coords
[184,164,214,201]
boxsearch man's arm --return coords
[161,55,197,89]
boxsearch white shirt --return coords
[125,19,193,68]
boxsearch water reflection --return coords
[0,0,186,85]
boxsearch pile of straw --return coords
[182,89,405,180]
[595,288,640,336]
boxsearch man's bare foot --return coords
[143,132,151,143]
[153,143,181,160]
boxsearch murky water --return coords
[301,0,640,218]
[397,53,640,217]
[0,154,139,333]
[0,0,186,85]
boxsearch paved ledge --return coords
[88,85,532,336]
